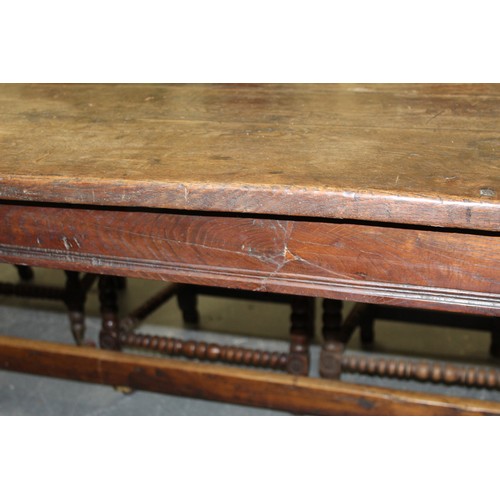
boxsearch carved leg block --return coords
[287,336,309,376]
[319,340,344,379]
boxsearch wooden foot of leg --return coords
[114,385,134,395]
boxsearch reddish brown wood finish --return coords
[168,284,315,375]
[341,354,500,388]
[2,335,500,415]
[120,330,289,371]
[0,204,497,316]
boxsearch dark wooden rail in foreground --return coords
[1,336,500,416]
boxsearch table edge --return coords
[1,176,499,232]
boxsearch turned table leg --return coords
[490,318,500,359]
[98,275,134,394]
[319,299,344,379]
[115,276,127,290]
[360,304,376,346]
[98,275,121,351]
[16,265,34,282]
[64,271,86,345]
[177,285,200,326]
[287,296,315,376]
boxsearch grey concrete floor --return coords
[1,265,499,415]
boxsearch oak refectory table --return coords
[0,84,499,415]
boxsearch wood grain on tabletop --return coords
[0,84,498,231]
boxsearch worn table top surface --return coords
[0,84,498,230]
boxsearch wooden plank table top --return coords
[0,84,498,231]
